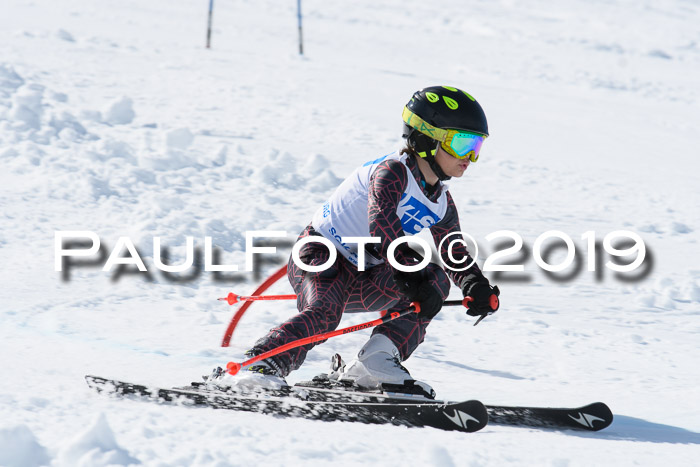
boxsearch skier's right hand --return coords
[392,270,444,320]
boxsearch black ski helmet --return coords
[402,85,488,180]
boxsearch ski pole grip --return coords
[462,296,474,309]
[463,287,500,311]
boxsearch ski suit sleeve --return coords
[429,191,487,290]
[367,159,412,266]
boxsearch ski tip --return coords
[447,400,488,433]
[485,401,614,432]
[582,401,612,412]
[578,402,613,431]
[558,402,614,431]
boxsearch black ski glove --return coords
[463,280,500,324]
[392,270,444,320]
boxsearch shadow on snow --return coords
[599,415,700,444]
[438,359,527,381]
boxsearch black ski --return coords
[485,402,613,431]
[86,375,612,432]
[85,375,488,433]
[291,377,613,432]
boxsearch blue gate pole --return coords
[297,0,303,55]
[206,0,214,48]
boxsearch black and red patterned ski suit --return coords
[250,153,486,376]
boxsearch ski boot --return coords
[334,334,435,399]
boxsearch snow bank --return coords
[58,413,139,466]
[10,84,44,131]
[165,127,194,150]
[636,274,700,310]
[0,424,50,467]
[103,96,135,125]
[0,63,24,99]
[0,64,94,146]
[254,150,341,191]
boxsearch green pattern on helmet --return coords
[461,90,476,102]
[443,96,458,110]
[426,92,439,103]
[442,86,458,92]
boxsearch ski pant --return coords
[250,226,451,377]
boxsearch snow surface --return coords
[1,0,700,465]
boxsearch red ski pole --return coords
[219,292,473,308]
[218,292,297,305]
[225,302,421,375]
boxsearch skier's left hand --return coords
[463,281,500,319]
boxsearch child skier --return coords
[219,85,500,395]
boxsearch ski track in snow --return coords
[1,0,700,465]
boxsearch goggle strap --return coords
[402,107,448,142]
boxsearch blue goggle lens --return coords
[449,132,485,161]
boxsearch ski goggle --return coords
[402,107,486,162]
[442,131,484,162]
